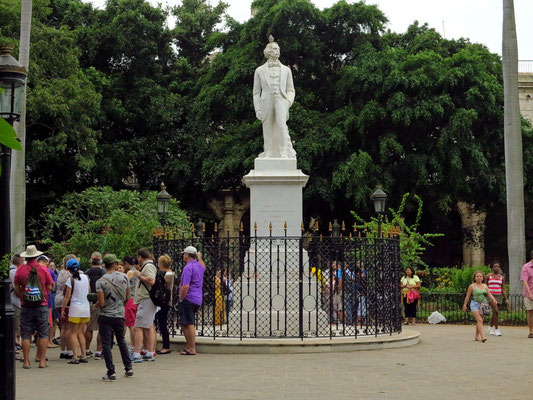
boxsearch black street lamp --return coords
[196,219,204,238]
[156,182,171,226]
[331,219,341,237]
[371,187,387,237]
[0,43,27,400]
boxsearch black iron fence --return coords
[153,231,402,339]
[417,293,527,325]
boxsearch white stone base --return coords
[242,157,309,237]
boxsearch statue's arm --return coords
[286,67,295,105]
[253,68,262,112]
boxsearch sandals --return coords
[39,363,49,368]
[180,349,196,356]
[102,373,117,381]
[68,359,80,365]
[78,358,89,363]
[156,349,172,355]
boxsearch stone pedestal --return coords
[242,158,309,236]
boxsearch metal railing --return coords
[153,230,402,339]
[519,60,533,73]
[417,293,527,325]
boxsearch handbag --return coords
[407,290,421,303]
[480,301,492,316]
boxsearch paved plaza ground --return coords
[16,324,533,399]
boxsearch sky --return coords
[87,0,533,60]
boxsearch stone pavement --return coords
[16,324,533,400]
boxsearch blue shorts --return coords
[179,299,199,326]
[470,301,481,312]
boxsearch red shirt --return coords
[14,259,53,307]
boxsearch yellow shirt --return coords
[401,275,420,294]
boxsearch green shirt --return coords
[471,284,488,303]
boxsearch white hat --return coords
[20,245,43,258]
[182,246,198,255]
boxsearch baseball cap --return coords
[182,246,198,255]
[103,254,119,265]
[66,259,80,269]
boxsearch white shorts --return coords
[134,299,157,329]
[524,297,533,311]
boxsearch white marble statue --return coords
[253,36,296,159]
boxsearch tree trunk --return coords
[503,0,525,295]
[10,0,32,253]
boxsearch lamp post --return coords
[156,182,171,226]
[371,187,387,237]
[332,219,341,237]
[0,43,27,400]
[196,219,204,238]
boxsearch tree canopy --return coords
[1,0,529,243]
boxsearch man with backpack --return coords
[131,248,157,363]
[13,245,54,369]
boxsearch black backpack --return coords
[148,269,170,307]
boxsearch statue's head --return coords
[263,35,280,59]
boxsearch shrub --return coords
[30,186,190,268]
[351,193,443,270]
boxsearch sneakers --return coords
[142,354,155,362]
[102,373,116,382]
[125,370,134,377]
[488,326,495,335]
[94,352,102,360]
[131,355,143,363]
[494,329,502,336]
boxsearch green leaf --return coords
[0,117,22,151]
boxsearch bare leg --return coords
[78,323,87,358]
[37,338,48,366]
[134,327,144,354]
[181,325,196,354]
[70,323,80,359]
[527,310,533,334]
[60,322,69,351]
[85,329,93,352]
[473,311,485,341]
[21,339,31,367]
[492,307,499,329]
[144,327,155,353]
[129,326,135,347]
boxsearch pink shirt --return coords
[520,261,533,297]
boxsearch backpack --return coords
[145,269,170,307]
[24,266,45,306]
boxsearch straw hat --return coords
[20,245,43,258]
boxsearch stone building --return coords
[519,60,533,124]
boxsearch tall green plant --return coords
[30,186,189,268]
[351,193,443,270]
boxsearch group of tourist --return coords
[9,244,205,380]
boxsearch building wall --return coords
[519,72,533,124]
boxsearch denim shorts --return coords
[179,299,199,326]
[470,301,481,312]
[20,306,49,340]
